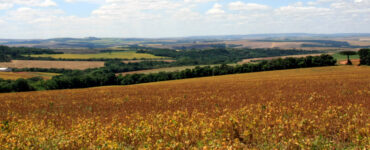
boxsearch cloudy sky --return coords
[0,0,369,39]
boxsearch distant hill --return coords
[1,33,370,49]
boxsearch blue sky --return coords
[0,0,369,38]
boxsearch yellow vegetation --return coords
[0,66,369,149]
[0,72,59,80]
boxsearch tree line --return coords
[137,48,320,65]
[0,54,336,93]
[359,48,370,65]
[0,45,62,62]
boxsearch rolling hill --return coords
[0,66,369,149]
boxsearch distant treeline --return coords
[0,54,336,93]
[359,48,370,65]
[137,48,319,65]
[0,45,62,62]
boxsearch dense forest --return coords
[0,54,336,93]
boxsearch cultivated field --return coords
[0,72,59,80]
[0,60,176,70]
[225,40,309,49]
[238,53,327,64]
[225,39,369,51]
[0,66,369,149]
[29,51,166,60]
[331,53,360,61]
[122,59,176,64]
[0,60,105,70]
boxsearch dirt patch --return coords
[339,59,360,65]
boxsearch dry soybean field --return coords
[0,66,369,149]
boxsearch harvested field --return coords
[0,60,176,70]
[0,66,369,149]
[238,53,327,64]
[122,59,176,64]
[225,40,364,51]
[225,40,317,49]
[29,51,166,60]
[346,40,370,47]
[0,60,105,70]
[0,72,59,80]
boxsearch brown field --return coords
[0,60,105,70]
[0,60,176,70]
[122,59,176,64]
[346,40,370,46]
[359,37,370,41]
[0,66,369,149]
[238,53,328,64]
[225,40,368,51]
[225,40,309,49]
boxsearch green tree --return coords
[339,51,357,65]
[358,49,370,65]
[11,79,34,92]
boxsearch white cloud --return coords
[184,0,217,3]
[0,3,13,10]
[228,1,269,11]
[0,0,57,7]
[6,7,63,23]
[172,8,201,21]
[0,0,370,38]
[276,5,330,15]
[91,0,183,20]
[64,0,104,3]
[206,3,225,15]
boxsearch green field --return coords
[29,51,166,60]
[332,53,359,61]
